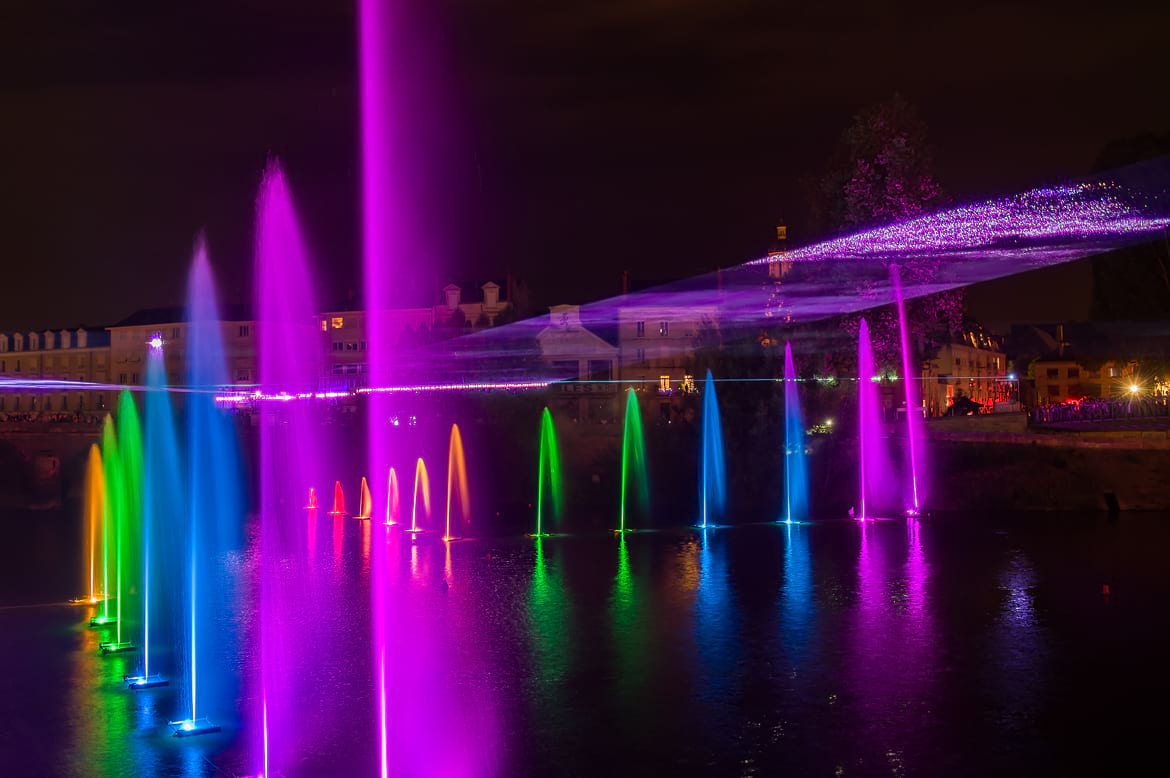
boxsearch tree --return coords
[813,94,962,370]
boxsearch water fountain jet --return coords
[533,408,562,537]
[444,424,469,542]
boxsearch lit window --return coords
[332,317,344,329]
[682,374,695,392]
[659,375,671,391]
[636,321,645,338]
[320,319,328,332]
[659,321,669,337]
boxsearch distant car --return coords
[945,396,982,416]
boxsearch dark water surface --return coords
[2,509,1168,777]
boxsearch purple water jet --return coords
[890,265,925,514]
[255,160,323,773]
[857,318,895,519]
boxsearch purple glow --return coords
[890,266,924,513]
[751,179,1170,266]
[255,160,322,775]
[360,2,401,774]
[857,319,895,519]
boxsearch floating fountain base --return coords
[100,641,136,654]
[89,615,117,627]
[354,516,371,521]
[125,674,168,689]
[527,532,551,538]
[169,718,221,737]
[71,595,108,606]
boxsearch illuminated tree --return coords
[813,94,963,369]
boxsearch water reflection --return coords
[779,522,813,663]
[695,529,739,701]
[988,548,1044,735]
[609,534,649,723]
[847,520,938,774]
[23,512,1163,777]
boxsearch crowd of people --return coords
[1030,396,1169,425]
[0,412,105,426]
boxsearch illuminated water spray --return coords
[890,264,924,515]
[357,477,373,520]
[619,388,649,532]
[534,408,562,537]
[329,481,347,516]
[385,467,400,526]
[409,458,431,533]
[127,348,182,687]
[254,160,325,765]
[856,318,895,520]
[83,445,105,605]
[445,424,470,541]
[170,243,244,738]
[89,419,119,627]
[783,343,809,523]
[98,395,143,654]
[699,370,726,528]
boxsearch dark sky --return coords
[2,0,1169,331]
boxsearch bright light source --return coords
[826,419,834,426]
[148,336,163,350]
[1129,384,1140,394]
[1008,373,1016,380]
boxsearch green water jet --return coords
[534,408,562,537]
[618,389,649,532]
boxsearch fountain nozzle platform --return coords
[125,674,168,689]
[169,718,221,737]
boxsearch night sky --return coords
[2,0,1169,331]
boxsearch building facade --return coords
[536,304,619,421]
[922,338,1009,416]
[0,329,111,416]
[107,307,258,390]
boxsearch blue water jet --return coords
[127,343,183,689]
[783,343,809,523]
[172,243,244,736]
[699,370,726,528]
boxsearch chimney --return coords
[444,284,462,310]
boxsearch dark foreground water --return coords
[2,509,1168,777]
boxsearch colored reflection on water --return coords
[695,529,739,701]
[15,511,1170,776]
[846,519,939,774]
[988,548,1044,737]
[780,521,814,663]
